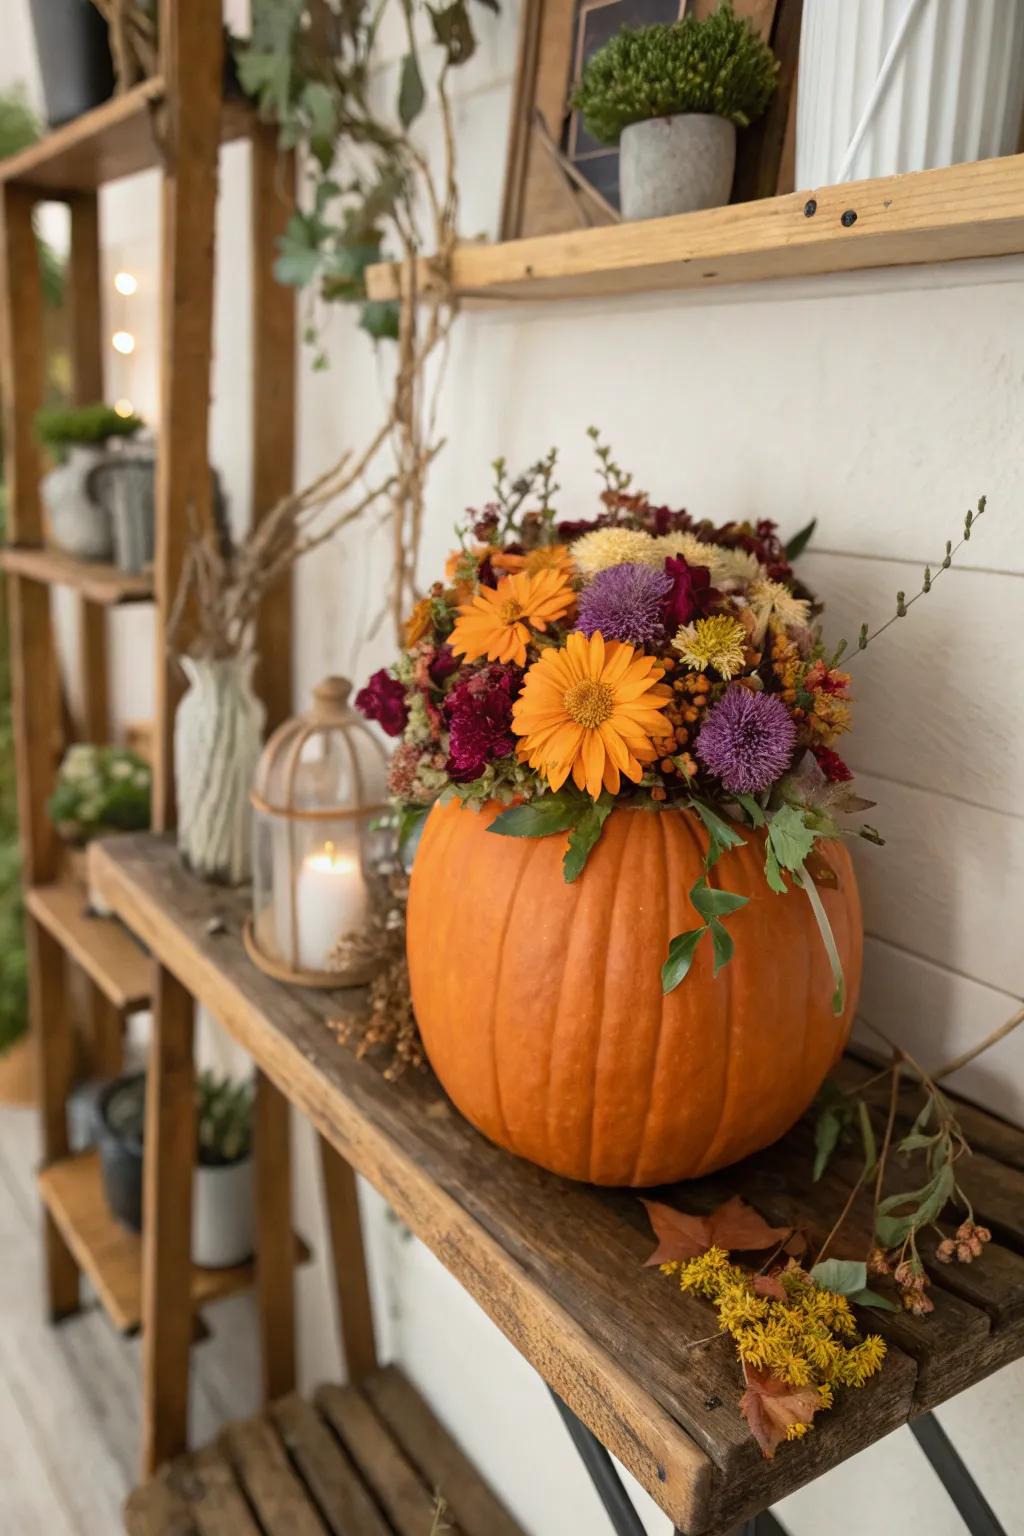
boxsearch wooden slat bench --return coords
[125,1365,525,1536]
[94,834,1024,1536]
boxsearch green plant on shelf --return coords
[46,744,151,846]
[196,1070,254,1167]
[34,402,144,454]
[572,2,778,145]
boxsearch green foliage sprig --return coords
[46,744,151,845]
[196,1069,254,1166]
[34,402,143,449]
[572,3,778,145]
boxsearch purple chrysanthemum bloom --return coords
[696,685,797,794]
[576,562,673,647]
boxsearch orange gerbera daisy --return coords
[492,544,573,577]
[512,630,672,798]
[449,569,575,668]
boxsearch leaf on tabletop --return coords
[641,1195,791,1265]
[752,1272,788,1301]
[740,1367,823,1459]
[810,1258,867,1296]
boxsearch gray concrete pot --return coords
[619,113,736,221]
[192,1157,254,1268]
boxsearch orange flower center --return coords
[500,598,525,623]
[563,679,615,729]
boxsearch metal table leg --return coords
[910,1413,1007,1536]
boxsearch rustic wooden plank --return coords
[319,1137,378,1384]
[0,546,154,602]
[317,1382,445,1536]
[151,0,225,831]
[89,834,954,1534]
[250,124,295,735]
[167,1445,262,1536]
[369,151,1024,304]
[125,1465,198,1536]
[31,919,80,1320]
[27,880,151,1012]
[36,1149,269,1334]
[141,965,196,1475]
[255,1071,296,1402]
[220,1416,328,1535]
[0,79,252,195]
[270,1393,392,1536]
[363,1365,525,1536]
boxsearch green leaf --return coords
[848,1287,900,1312]
[689,876,750,923]
[563,796,613,883]
[795,867,845,1015]
[396,804,428,863]
[398,51,425,126]
[709,916,734,977]
[784,518,817,562]
[662,928,706,994]
[734,792,765,827]
[858,1099,878,1175]
[810,1258,867,1296]
[488,796,583,839]
[428,0,477,62]
[358,300,400,342]
[897,1131,941,1154]
[874,1212,915,1248]
[812,1105,842,1181]
[690,799,745,868]
[764,840,787,894]
[767,804,817,873]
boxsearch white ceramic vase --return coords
[41,444,115,561]
[619,114,736,221]
[192,1157,254,1268]
[174,654,265,885]
[797,0,1024,187]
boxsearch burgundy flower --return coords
[557,514,610,542]
[356,669,408,737]
[812,746,853,783]
[428,643,459,686]
[662,556,720,629]
[696,685,797,794]
[444,664,521,783]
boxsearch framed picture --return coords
[500,0,803,241]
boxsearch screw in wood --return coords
[804,199,817,217]
[841,209,858,227]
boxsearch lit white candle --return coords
[292,841,367,972]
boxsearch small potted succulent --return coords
[47,743,151,906]
[34,402,145,564]
[192,1070,255,1269]
[572,3,778,221]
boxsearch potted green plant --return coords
[34,402,144,563]
[47,743,151,906]
[192,1071,255,1269]
[572,3,778,222]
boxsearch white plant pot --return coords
[41,444,115,561]
[797,0,1024,187]
[619,114,736,221]
[192,1157,254,1269]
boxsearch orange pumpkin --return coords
[407,799,862,1186]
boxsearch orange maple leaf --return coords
[641,1195,792,1267]
[739,1367,823,1459]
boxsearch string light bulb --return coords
[114,398,135,418]
[113,271,138,296]
[111,330,135,355]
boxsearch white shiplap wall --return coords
[8,1,1024,1530]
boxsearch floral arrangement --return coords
[46,744,151,844]
[359,431,988,1008]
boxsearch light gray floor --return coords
[0,1105,259,1535]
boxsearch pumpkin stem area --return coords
[563,678,615,729]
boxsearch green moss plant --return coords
[34,402,144,450]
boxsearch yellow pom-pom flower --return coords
[672,614,748,679]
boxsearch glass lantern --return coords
[245,676,390,987]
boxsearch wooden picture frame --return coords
[499,0,803,242]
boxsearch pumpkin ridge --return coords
[538,868,576,1174]
[628,807,672,1184]
[581,818,631,1181]
[491,833,544,1149]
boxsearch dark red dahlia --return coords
[444,664,521,783]
[428,643,459,686]
[355,669,408,737]
[812,746,853,783]
[662,556,721,629]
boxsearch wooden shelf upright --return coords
[0,0,299,1478]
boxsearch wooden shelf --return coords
[0,78,253,195]
[126,1365,526,1536]
[0,545,154,604]
[38,1150,307,1334]
[366,152,1024,304]
[27,879,152,1012]
[92,834,1024,1536]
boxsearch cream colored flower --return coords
[571,527,659,578]
[747,577,812,642]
